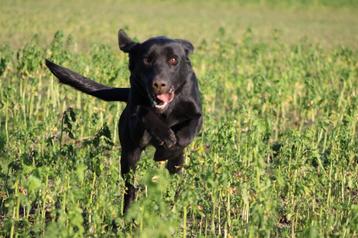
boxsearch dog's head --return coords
[118,29,194,111]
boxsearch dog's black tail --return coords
[45,59,129,102]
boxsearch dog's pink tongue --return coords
[156,93,174,103]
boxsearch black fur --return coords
[45,60,129,102]
[45,29,202,212]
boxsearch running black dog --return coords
[45,29,202,212]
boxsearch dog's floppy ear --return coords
[118,29,137,53]
[176,39,194,55]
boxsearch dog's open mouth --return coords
[153,89,175,109]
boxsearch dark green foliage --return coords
[16,35,43,76]
[0,44,12,76]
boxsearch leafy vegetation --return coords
[0,1,358,237]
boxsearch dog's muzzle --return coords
[148,88,175,111]
[153,88,175,110]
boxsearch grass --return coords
[0,0,358,237]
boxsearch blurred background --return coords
[1,0,357,49]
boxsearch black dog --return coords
[45,29,202,212]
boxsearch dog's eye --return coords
[143,56,152,65]
[168,57,178,66]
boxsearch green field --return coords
[1,0,358,237]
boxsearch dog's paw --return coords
[153,129,177,149]
[164,129,177,148]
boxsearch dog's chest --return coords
[163,103,193,125]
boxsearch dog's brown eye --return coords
[168,57,178,66]
[143,57,152,65]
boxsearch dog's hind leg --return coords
[153,146,185,174]
[153,146,182,161]
[166,152,185,174]
[120,148,141,213]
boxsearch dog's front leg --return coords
[175,115,202,147]
[136,106,177,148]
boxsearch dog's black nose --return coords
[152,80,169,93]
